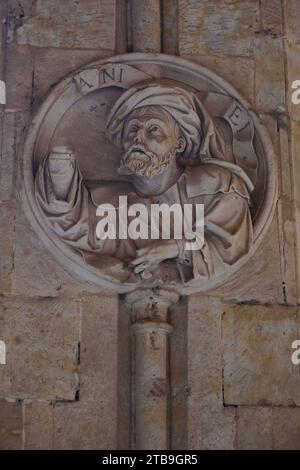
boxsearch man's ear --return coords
[177,137,186,153]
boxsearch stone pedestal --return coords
[126,289,179,450]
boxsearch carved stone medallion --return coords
[22,53,277,294]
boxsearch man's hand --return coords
[47,147,76,200]
[130,240,179,278]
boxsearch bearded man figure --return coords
[35,83,254,283]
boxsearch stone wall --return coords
[0,0,299,450]
[185,0,300,450]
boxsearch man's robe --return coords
[35,157,253,283]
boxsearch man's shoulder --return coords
[184,162,249,198]
[87,180,133,206]
[184,163,232,197]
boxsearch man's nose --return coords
[133,128,144,144]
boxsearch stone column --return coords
[162,0,178,55]
[126,289,179,450]
[131,0,161,53]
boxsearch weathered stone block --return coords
[0,296,80,400]
[237,406,300,449]
[237,407,272,449]
[53,294,118,450]
[187,296,236,449]
[275,110,298,306]
[214,214,283,304]
[254,111,297,306]
[54,400,115,450]
[8,0,34,16]
[24,400,53,449]
[179,0,259,57]
[0,201,15,293]
[286,44,300,122]
[188,296,223,403]
[258,111,298,307]
[33,48,109,101]
[290,120,300,305]
[36,0,92,15]
[16,0,116,51]
[223,304,300,405]
[13,206,100,297]
[0,111,16,202]
[0,400,23,450]
[182,55,255,104]
[80,295,118,404]
[260,0,283,36]
[6,2,34,43]
[5,44,33,115]
[188,403,236,450]
[254,36,285,112]
[284,0,300,45]
[272,407,300,449]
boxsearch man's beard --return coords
[118,145,176,178]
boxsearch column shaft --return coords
[131,0,161,53]
[127,289,179,450]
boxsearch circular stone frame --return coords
[22,53,278,295]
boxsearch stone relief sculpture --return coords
[22,55,277,293]
[35,83,254,284]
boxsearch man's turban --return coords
[106,83,225,165]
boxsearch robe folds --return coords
[35,156,253,283]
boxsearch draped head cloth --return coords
[106,83,226,166]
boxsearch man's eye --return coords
[150,126,163,136]
[129,126,138,133]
